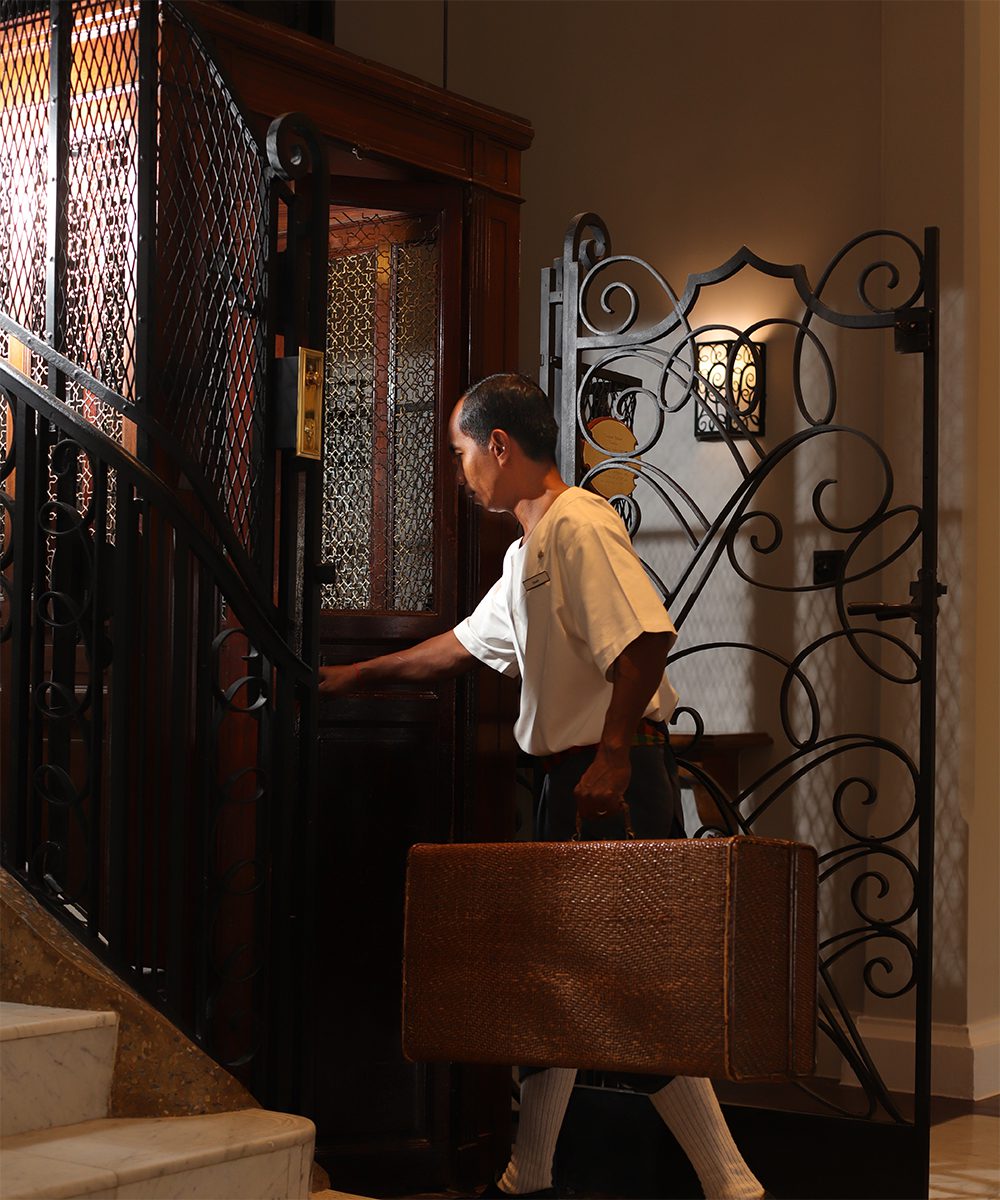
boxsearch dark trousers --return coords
[537,741,685,842]
[523,741,685,1093]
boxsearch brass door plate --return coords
[296,348,323,460]
[275,350,324,459]
[4,334,30,377]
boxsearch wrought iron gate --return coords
[542,214,941,1198]
[0,0,327,1112]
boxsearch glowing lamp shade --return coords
[694,339,765,441]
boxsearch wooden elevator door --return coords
[311,178,464,1194]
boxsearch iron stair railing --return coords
[0,312,314,1110]
[0,0,328,1116]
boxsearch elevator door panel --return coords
[312,179,462,1192]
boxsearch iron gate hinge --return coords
[894,308,932,354]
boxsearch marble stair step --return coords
[309,1192,375,1199]
[0,1107,316,1200]
[0,1002,119,1136]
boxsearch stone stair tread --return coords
[309,1192,375,1199]
[0,1001,118,1041]
[1,1108,315,1200]
[309,1192,376,1199]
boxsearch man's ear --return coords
[489,429,509,460]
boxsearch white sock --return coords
[497,1067,577,1195]
[649,1075,765,1199]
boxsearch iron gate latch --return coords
[847,573,948,633]
[894,308,932,354]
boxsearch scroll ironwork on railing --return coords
[0,0,327,1112]
[542,215,941,1156]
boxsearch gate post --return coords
[911,224,940,1197]
[265,112,329,1116]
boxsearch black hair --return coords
[458,373,558,464]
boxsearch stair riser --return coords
[2,1110,316,1200]
[1,1024,117,1135]
[2,1144,313,1200]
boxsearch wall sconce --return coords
[694,339,765,440]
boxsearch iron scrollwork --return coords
[543,214,941,1126]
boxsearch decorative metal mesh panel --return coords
[389,241,437,611]
[57,0,142,538]
[321,211,439,612]
[323,246,378,609]
[60,0,139,417]
[157,4,268,557]
[2,1,270,561]
[0,1,49,384]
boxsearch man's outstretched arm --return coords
[318,631,478,696]
[573,630,675,821]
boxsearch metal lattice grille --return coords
[60,0,138,415]
[322,247,378,609]
[57,1,142,538]
[0,1,49,383]
[389,241,437,610]
[321,211,439,612]
[157,4,268,557]
[1,1,270,562]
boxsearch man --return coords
[319,374,769,1200]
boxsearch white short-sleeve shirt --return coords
[453,487,678,757]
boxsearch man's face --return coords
[448,401,504,511]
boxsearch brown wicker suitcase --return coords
[402,835,817,1081]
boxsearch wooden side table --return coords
[670,732,773,830]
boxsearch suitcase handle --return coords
[574,801,636,840]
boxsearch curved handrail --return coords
[0,358,312,686]
[0,310,279,621]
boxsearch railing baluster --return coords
[8,397,38,872]
[87,456,108,935]
[193,565,215,1048]
[26,413,49,879]
[134,495,150,987]
[167,533,190,1017]
[148,507,163,997]
[106,485,138,955]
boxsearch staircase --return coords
[0,1002,317,1199]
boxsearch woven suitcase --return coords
[402,835,817,1080]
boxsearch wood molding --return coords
[183,2,533,199]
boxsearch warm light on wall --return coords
[694,339,766,440]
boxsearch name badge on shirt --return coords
[523,570,550,591]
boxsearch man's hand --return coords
[574,744,631,824]
[316,632,477,697]
[317,664,359,695]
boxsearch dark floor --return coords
[392,1092,999,1199]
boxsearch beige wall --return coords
[962,0,1000,1054]
[334,0,998,1097]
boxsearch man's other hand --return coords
[573,745,630,823]
[317,664,358,695]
